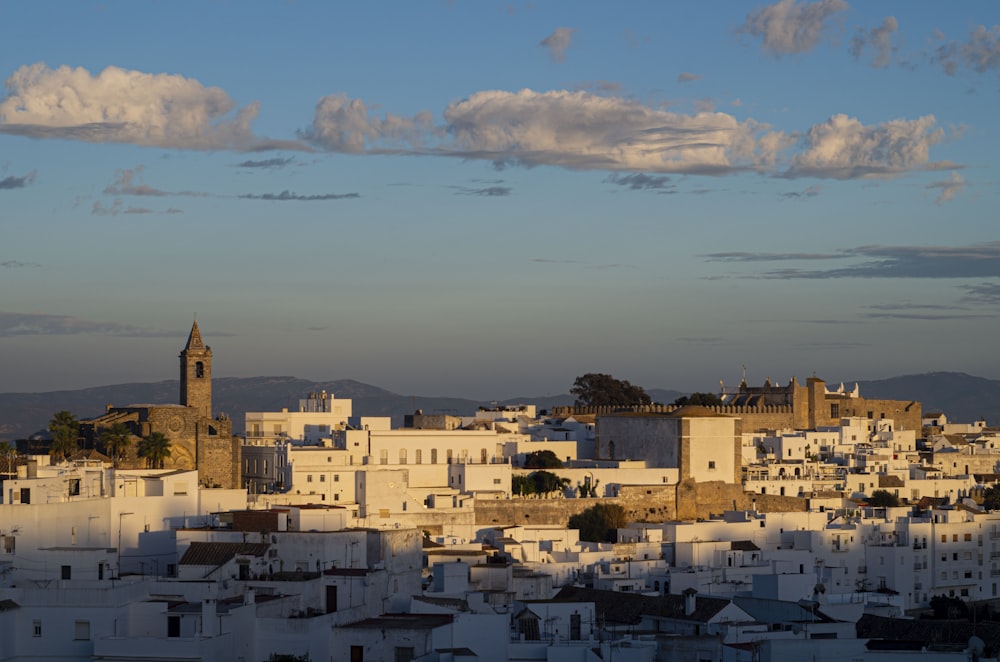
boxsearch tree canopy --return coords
[138,432,172,469]
[512,470,571,497]
[570,373,651,407]
[672,392,723,407]
[48,410,79,462]
[867,489,900,507]
[100,423,133,468]
[982,485,1000,511]
[568,503,627,543]
[523,450,563,469]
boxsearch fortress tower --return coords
[180,320,212,420]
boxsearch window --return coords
[431,449,438,464]
[394,647,415,662]
[168,616,180,638]
[334,474,339,482]
[708,461,716,470]
[320,474,326,482]
[380,449,388,465]
[965,533,973,541]
[61,565,71,580]
[195,361,204,378]
[33,620,41,637]
[831,404,839,418]
[415,449,422,464]
[307,475,313,483]
[493,478,502,484]
[446,449,453,464]
[74,620,90,640]
[942,534,947,543]
[481,449,488,464]
[399,449,407,464]
[68,478,81,497]
[570,613,582,640]
[350,646,364,662]
[954,534,959,542]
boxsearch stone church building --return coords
[81,321,240,488]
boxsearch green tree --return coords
[867,490,900,507]
[982,485,1000,511]
[0,440,16,476]
[138,432,172,469]
[531,470,571,496]
[569,503,627,542]
[672,392,723,407]
[48,410,79,462]
[523,450,563,469]
[100,423,133,468]
[570,373,651,407]
[512,474,536,496]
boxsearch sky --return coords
[1,1,999,400]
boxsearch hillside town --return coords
[4,323,1000,661]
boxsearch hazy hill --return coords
[855,372,1000,426]
[1,372,996,441]
[1,377,685,439]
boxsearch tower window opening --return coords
[195,361,205,378]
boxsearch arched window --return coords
[194,361,205,378]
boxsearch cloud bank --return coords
[0,62,956,182]
[0,63,304,150]
[304,89,949,180]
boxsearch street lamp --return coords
[117,512,134,578]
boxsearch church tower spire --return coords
[180,320,212,420]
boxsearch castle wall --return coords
[198,430,241,489]
[473,482,808,528]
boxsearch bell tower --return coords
[179,320,212,420]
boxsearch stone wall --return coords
[474,482,808,528]
[199,434,241,489]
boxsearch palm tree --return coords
[100,423,133,468]
[138,432,172,469]
[48,410,79,463]
[0,440,16,476]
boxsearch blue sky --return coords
[1,1,998,400]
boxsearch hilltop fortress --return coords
[554,375,922,440]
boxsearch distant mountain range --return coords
[1,372,997,440]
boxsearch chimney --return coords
[683,588,697,616]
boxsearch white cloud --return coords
[0,63,304,150]
[300,93,435,154]
[539,27,576,63]
[303,89,948,180]
[849,16,898,68]
[787,113,944,178]
[926,172,966,204]
[739,0,849,55]
[306,89,781,173]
